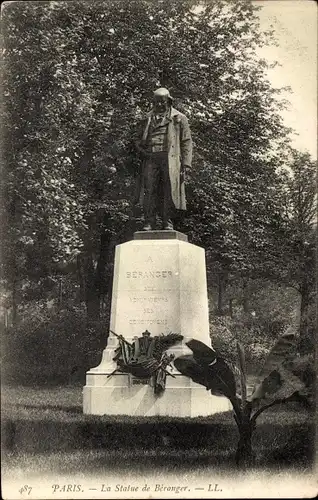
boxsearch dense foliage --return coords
[1,0,316,382]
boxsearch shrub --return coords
[2,305,108,386]
[210,315,275,371]
[175,334,315,468]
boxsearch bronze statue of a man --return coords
[135,88,192,231]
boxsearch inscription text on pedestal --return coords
[126,270,173,279]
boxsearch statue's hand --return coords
[142,151,152,159]
[139,148,152,160]
[180,163,188,183]
[135,141,152,159]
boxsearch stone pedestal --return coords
[83,231,231,416]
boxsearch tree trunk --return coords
[242,279,250,314]
[299,279,310,337]
[4,309,9,329]
[235,420,254,468]
[217,272,227,316]
[95,232,111,298]
[234,404,255,468]
[85,253,100,321]
[11,277,17,326]
[84,232,112,322]
[77,255,86,303]
[229,298,233,318]
[86,294,100,321]
[58,278,63,309]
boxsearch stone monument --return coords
[83,88,230,416]
[83,230,231,416]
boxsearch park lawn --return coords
[1,384,315,479]
[1,383,313,424]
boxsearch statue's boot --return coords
[163,219,173,230]
[142,217,155,231]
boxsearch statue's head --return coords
[152,87,173,113]
[142,329,151,337]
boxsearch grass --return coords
[1,384,316,480]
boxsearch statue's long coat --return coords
[135,107,192,211]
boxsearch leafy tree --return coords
[2,2,89,319]
[1,0,295,322]
[280,150,316,338]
